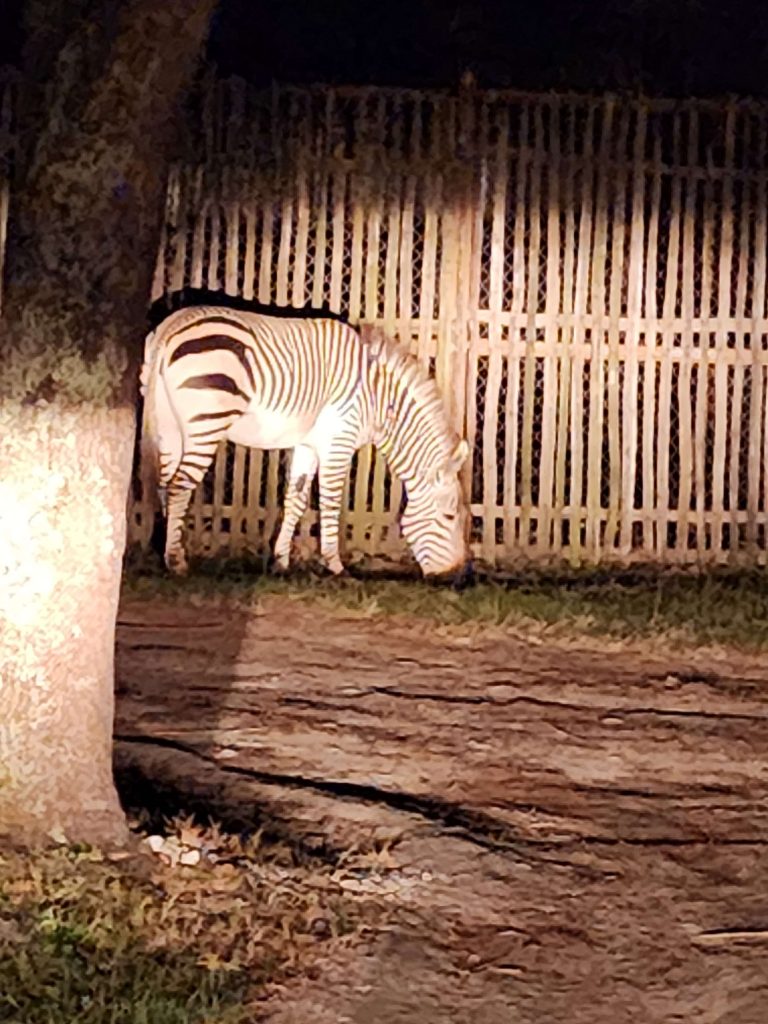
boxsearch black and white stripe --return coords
[141,306,470,577]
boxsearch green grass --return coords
[122,549,768,651]
[0,817,381,1024]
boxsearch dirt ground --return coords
[115,593,768,1024]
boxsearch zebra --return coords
[140,305,471,578]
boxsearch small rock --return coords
[179,827,204,849]
[145,835,166,854]
[179,848,201,866]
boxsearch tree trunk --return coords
[0,0,217,846]
[0,407,135,845]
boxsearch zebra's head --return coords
[400,438,471,577]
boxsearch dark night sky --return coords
[1,0,768,97]
[209,0,768,97]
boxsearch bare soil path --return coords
[115,594,768,1023]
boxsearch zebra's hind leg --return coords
[164,483,196,574]
[317,447,355,575]
[163,438,222,574]
[274,444,318,571]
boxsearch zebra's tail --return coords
[139,328,162,520]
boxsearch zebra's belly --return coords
[226,408,317,450]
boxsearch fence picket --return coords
[620,105,647,555]
[586,99,614,560]
[712,106,736,555]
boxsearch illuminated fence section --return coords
[4,75,768,567]
[463,95,768,566]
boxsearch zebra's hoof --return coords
[322,562,348,578]
[165,553,189,576]
[272,558,291,576]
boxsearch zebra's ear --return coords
[427,439,471,487]
[448,438,470,471]
[363,325,387,362]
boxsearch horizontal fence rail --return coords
[4,76,768,568]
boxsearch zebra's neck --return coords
[366,340,456,488]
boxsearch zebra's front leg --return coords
[317,449,354,575]
[274,445,318,571]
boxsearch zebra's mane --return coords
[147,289,347,330]
[153,303,253,335]
[360,326,459,459]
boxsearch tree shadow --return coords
[114,748,348,866]
[113,578,359,864]
[114,582,249,822]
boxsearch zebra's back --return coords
[143,306,369,462]
[150,307,364,410]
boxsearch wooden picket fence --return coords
[5,75,768,568]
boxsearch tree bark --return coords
[0,406,135,845]
[0,0,217,846]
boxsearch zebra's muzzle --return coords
[452,557,476,591]
[424,557,475,590]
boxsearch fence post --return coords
[0,80,13,317]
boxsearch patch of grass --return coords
[0,817,381,1024]
[122,549,768,651]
